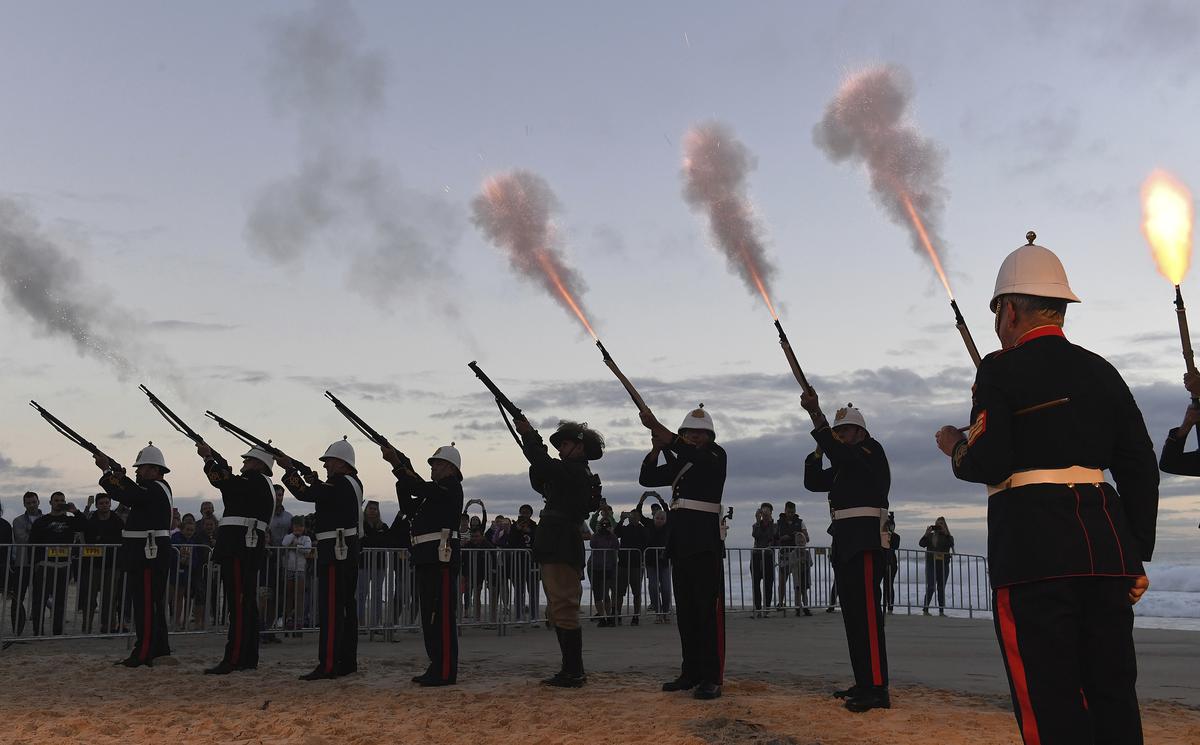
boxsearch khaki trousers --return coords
[540,562,583,630]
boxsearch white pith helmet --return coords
[833,403,868,435]
[320,436,356,470]
[241,446,275,474]
[133,441,170,473]
[429,443,462,473]
[679,404,715,435]
[990,231,1081,312]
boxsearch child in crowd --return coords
[281,515,314,635]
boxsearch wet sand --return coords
[2,613,1197,744]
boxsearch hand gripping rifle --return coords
[204,410,314,477]
[468,361,526,451]
[324,391,413,471]
[30,400,121,470]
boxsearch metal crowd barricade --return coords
[0,542,173,644]
[1,542,991,647]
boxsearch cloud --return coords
[0,451,57,480]
[107,430,133,440]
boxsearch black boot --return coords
[543,627,586,688]
[845,686,890,712]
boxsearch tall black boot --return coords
[542,627,585,688]
[566,627,586,683]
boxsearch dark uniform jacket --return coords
[524,429,595,569]
[804,426,890,565]
[951,326,1159,587]
[98,471,173,571]
[204,455,275,563]
[639,438,727,560]
[1159,427,1200,476]
[395,467,464,566]
[282,471,363,567]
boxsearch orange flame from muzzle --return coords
[1142,170,1194,286]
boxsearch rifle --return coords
[30,401,120,470]
[139,385,210,448]
[204,410,314,477]
[324,391,413,470]
[467,361,525,451]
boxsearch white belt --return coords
[316,527,358,541]
[220,516,265,531]
[987,467,1105,497]
[675,499,721,514]
[123,530,170,539]
[832,507,886,521]
[413,531,459,545]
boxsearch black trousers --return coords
[219,555,261,668]
[9,564,33,635]
[417,563,459,682]
[80,562,120,634]
[834,549,888,688]
[750,550,775,610]
[994,577,1141,745]
[672,550,725,685]
[128,562,171,662]
[30,564,70,636]
[317,559,358,675]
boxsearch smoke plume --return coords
[470,171,594,334]
[813,65,948,266]
[0,197,146,379]
[245,0,461,308]
[681,122,778,308]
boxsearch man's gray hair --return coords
[999,293,1068,321]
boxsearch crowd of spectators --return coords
[1,489,954,643]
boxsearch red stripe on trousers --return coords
[325,564,336,673]
[716,593,725,685]
[231,558,243,666]
[140,567,152,661]
[997,588,1042,745]
[441,565,451,680]
[864,552,882,686]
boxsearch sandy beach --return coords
[2,613,1196,744]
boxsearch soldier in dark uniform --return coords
[1158,371,1200,479]
[277,438,363,681]
[801,397,891,712]
[382,442,465,687]
[93,443,173,667]
[514,416,604,688]
[196,442,276,674]
[935,235,1158,745]
[639,404,727,701]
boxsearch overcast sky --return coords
[2,0,1199,555]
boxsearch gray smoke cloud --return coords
[813,65,948,268]
[245,0,461,308]
[681,122,778,307]
[0,197,146,379]
[470,170,594,334]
